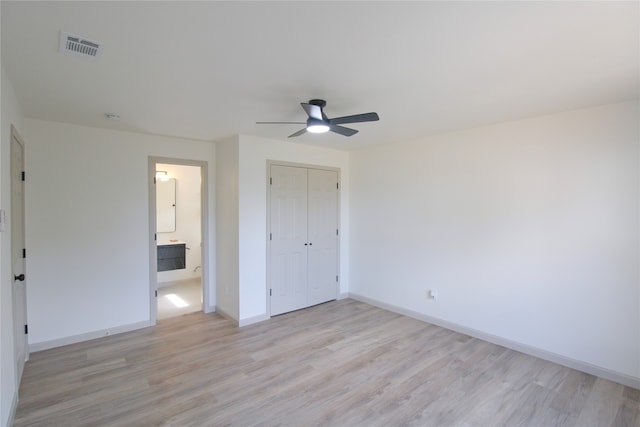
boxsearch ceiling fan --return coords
[256,99,379,138]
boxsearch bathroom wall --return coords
[156,163,202,284]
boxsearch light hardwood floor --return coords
[14,299,639,426]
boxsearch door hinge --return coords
[22,248,26,258]
[270,177,272,185]
[270,233,272,241]
[24,324,28,335]
[154,233,157,241]
[154,176,157,184]
[337,182,339,189]
[336,275,339,282]
[270,289,272,296]
[21,171,25,181]
[336,229,339,236]
[155,290,158,297]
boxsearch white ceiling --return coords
[2,1,638,150]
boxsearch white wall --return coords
[237,135,350,323]
[0,67,24,427]
[350,101,640,384]
[215,136,240,321]
[23,119,215,348]
[156,163,202,284]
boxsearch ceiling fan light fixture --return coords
[307,124,330,133]
[306,118,330,134]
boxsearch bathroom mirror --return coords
[157,178,176,232]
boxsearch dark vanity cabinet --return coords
[157,243,186,272]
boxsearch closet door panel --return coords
[270,165,308,315]
[307,169,339,306]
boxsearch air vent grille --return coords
[59,32,102,59]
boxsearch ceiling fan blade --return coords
[330,125,358,137]
[329,112,379,125]
[288,128,307,138]
[256,121,305,124]
[301,103,323,120]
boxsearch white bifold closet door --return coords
[270,165,338,316]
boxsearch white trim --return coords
[265,162,272,318]
[203,303,215,314]
[148,157,211,323]
[267,159,341,174]
[216,307,268,327]
[148,157,159,324]
[348,292,640,390]
[239,313,269,327]
[337,292,349,300]
[215,307,238,325]
[7,390,18,427]
[29,320,154,353]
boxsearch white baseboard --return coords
[337,292,349,300]
[203,303,215,314]
[217,307,269,327]
[239,313,269,327]
[6,389,18,427]
[29,320,154,353]
[215,307,238,325]
[348,292,640,390]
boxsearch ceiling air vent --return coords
[59,32,102,59]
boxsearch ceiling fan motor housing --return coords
[308,117,327,126]
[308,99,327,108]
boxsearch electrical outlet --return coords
[427,289,438,301]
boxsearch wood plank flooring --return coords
[14,299,639,426]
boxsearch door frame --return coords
[148,157,211,323]
[266,160,341,318]
[11,125,28,379]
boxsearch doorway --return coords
[11,125,28,380]
[149,158,209,323]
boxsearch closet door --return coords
[307,169,338,306]
[269,164,339,316]
[270,165,308,315]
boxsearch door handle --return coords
[14,274,25,281]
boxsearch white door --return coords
[11,127,28,380]
[269,165,339,316]
[307,169,338,306]
[270,165,308,315]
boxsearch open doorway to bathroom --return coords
[149,158,209,322]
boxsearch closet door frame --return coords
[266,160,341,318]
